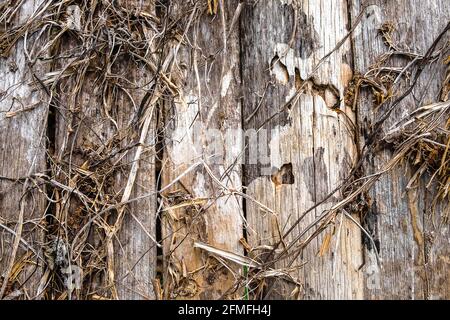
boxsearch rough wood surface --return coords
[112,0,157,300]
[1,0,449,300]
[0,0,48,299]
[350,0,450,299]
[241,0,363,299]
[48,1,157,299]
[161,0,243,299]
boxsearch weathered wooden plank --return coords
[241,0,363,299]
[49,1,157,299]
[161,0,243,299]
[1,0,448,302]
[350,0,450,299]
[112,0,158,301]
[112,62,157,300]
[0,0,48,299]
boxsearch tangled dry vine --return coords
[0,0,448,300]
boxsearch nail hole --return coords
[295,67,304,90]
[271,163,295,186]
[270,55,289,85]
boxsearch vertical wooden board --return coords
[50,1,157,299]
[161,0,243,299]
[112,1,157,300]
[0,0,47,299]
[111,57,157,300]
[242,0,363,299]
[350,0,450,299]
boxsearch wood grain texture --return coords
[51,1,157,299]
[112,0,157,300]
[161,0,243,299]
[241,0,363,299]
[350,0,450,299]
[1,0,448,301]
[0,0,48,299]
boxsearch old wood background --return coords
[0,0,448,299]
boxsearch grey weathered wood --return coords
[161,0,243,299]
[350,0,450,299]
[241,0,363,299]
[112,64,157,300]
[1,0,448,301]
[112,1,158,300]
[51,1,157,299]
[0,0,48,299]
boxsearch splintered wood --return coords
[241,0,363,299]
